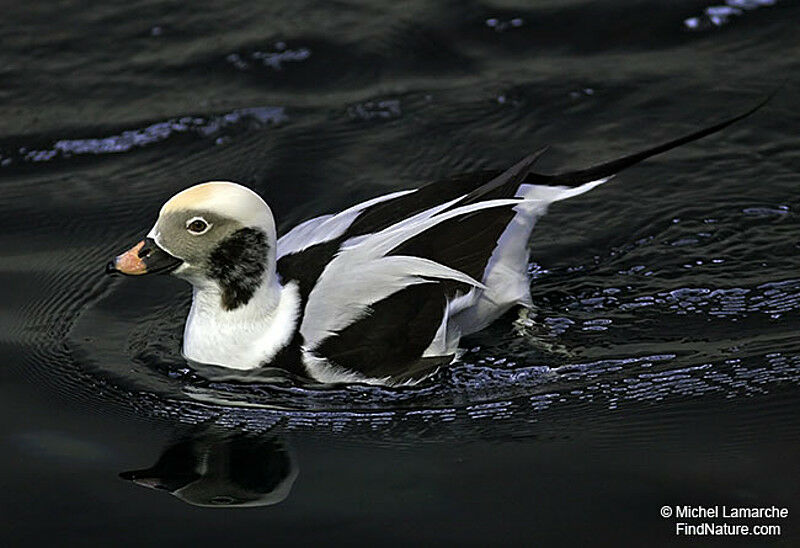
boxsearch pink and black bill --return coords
[106,238,183,276]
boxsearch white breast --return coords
[182,281,300,369]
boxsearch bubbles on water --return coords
[669,231,713,247]
[671,237,699,247]
[576,278,800,321]
[226,42,312,71]
[466,400,514,420]
[582,319,612,332]
[543,316,575,336]
[569,88,595,99]
[727,0,777,6]
[226,53,249,71]
[742,205,790,218]
[347,99,402,121]
[485,17,525,33]
[0,107,287,166]
[684,0,777,31]
[495,90,525,107]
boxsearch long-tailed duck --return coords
[107,102,764,385]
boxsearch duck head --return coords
[107,181,278,311]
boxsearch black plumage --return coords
[389,205,518,282]
[208,227,269,311]
[273,103,767,381]
[276,239,341,303]
[312,282,455,381]
[346,170,501,236]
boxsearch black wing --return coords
[278,99,767,303]
[538,95,771,187]
[388,204,519,282]
[312,282,456,383]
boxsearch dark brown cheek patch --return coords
[115,240,147,275]
[207,228,269,310]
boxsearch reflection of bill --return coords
[120,431,298,508]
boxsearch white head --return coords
[109,181,278,311]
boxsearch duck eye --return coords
[186,217,211,234]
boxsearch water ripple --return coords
[684,0,777,30]
[226,42,312,71]
[0,106,287,166]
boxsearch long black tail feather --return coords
[540,94,772,188]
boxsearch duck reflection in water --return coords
[119,430,298,508]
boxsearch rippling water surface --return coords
[2,0,800,544]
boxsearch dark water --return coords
[3,0,800,545]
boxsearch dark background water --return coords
[2,0,800,545]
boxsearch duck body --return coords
[108,104,764,385]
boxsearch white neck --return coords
[181,275,300,370]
